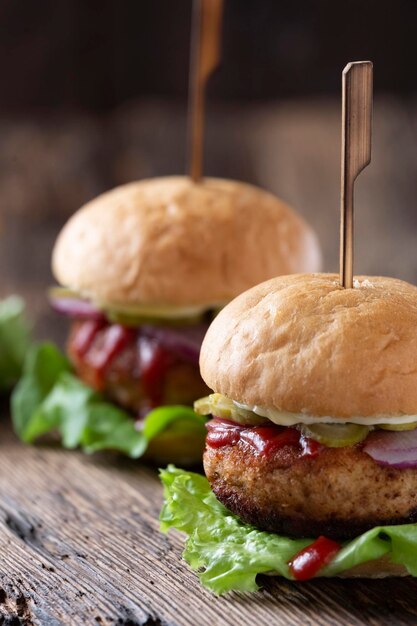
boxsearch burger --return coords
[161,273,417,592]
[49,177,321,462]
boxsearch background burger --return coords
[49,176,321,462]
[161,273,417,591]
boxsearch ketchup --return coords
[70,319,195,409]
[138,336,172,408]
[206,419,245,448]
[240,425,300,455]
[206,418,322,459]
[300,435,322,459]
[288,536,341,581]
[71,319,106,359]
[84,324,136,388]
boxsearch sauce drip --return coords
[71,319,106,359]
[288,536,341,581]
[138,336,173,409]
[70,320,198,410]
[206,418,323,458]
[205,419,245,448]
[240,425,300,455]
[85,324,137,388]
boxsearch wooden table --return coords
[2,98,417,624]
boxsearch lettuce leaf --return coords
[142,405,206,441]
[11,342,206,459]
[0,296,30,391]
[160,466,417,594]
[160,466,310,593]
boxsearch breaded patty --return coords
[204,439,417,539]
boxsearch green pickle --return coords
[299,423,370,447]
[106,310,205,327]
[378,422,417,431]
[49,286,80,299]
[194,393,266,426]
[50,286,220,326]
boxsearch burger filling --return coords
[68,319,210,418]
[49,287,216,418]
[195,393,417,467]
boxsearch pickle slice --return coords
[102,301,222,322]
[194,393,266,426]
[378,422,417,431]
[106,310,205,327]
[50,287,222,326]
[49,286,81,299]
[300,423,370,447]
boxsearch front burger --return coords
[161,273,417,591]
[50,177,321,461]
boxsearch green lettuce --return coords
[11,342,206,458]
[0,296,30,391]
[160,466,417,594]
[141,404,206,441]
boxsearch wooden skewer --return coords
[339,61,373,288]
[187,0,223,182]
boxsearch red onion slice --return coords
[141,324,208,365]
[49,296,106,321]
[206,418,246,430]
[363,429,417,468]
[50,293,206,364]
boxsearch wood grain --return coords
[2,97,417,624]
[340,61,373,288]
[187,0,223,181]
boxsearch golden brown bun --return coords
[52,177,321,308]
[200,273,417,418]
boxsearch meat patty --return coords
[68,320,209,416]
[204,436,417,539]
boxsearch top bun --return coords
[200,273,417,418]
[52,177,321,308]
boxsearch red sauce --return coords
[206,418,323,458]
[206,419,245,448]
[240,425,300,454]
[71,319,106,359]
[299,435,323,458]
[138,336,173,409]
[84,324,137,387]
[288,536,341,581]
[69,319,198,412]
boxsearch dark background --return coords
[0,0,415,113]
